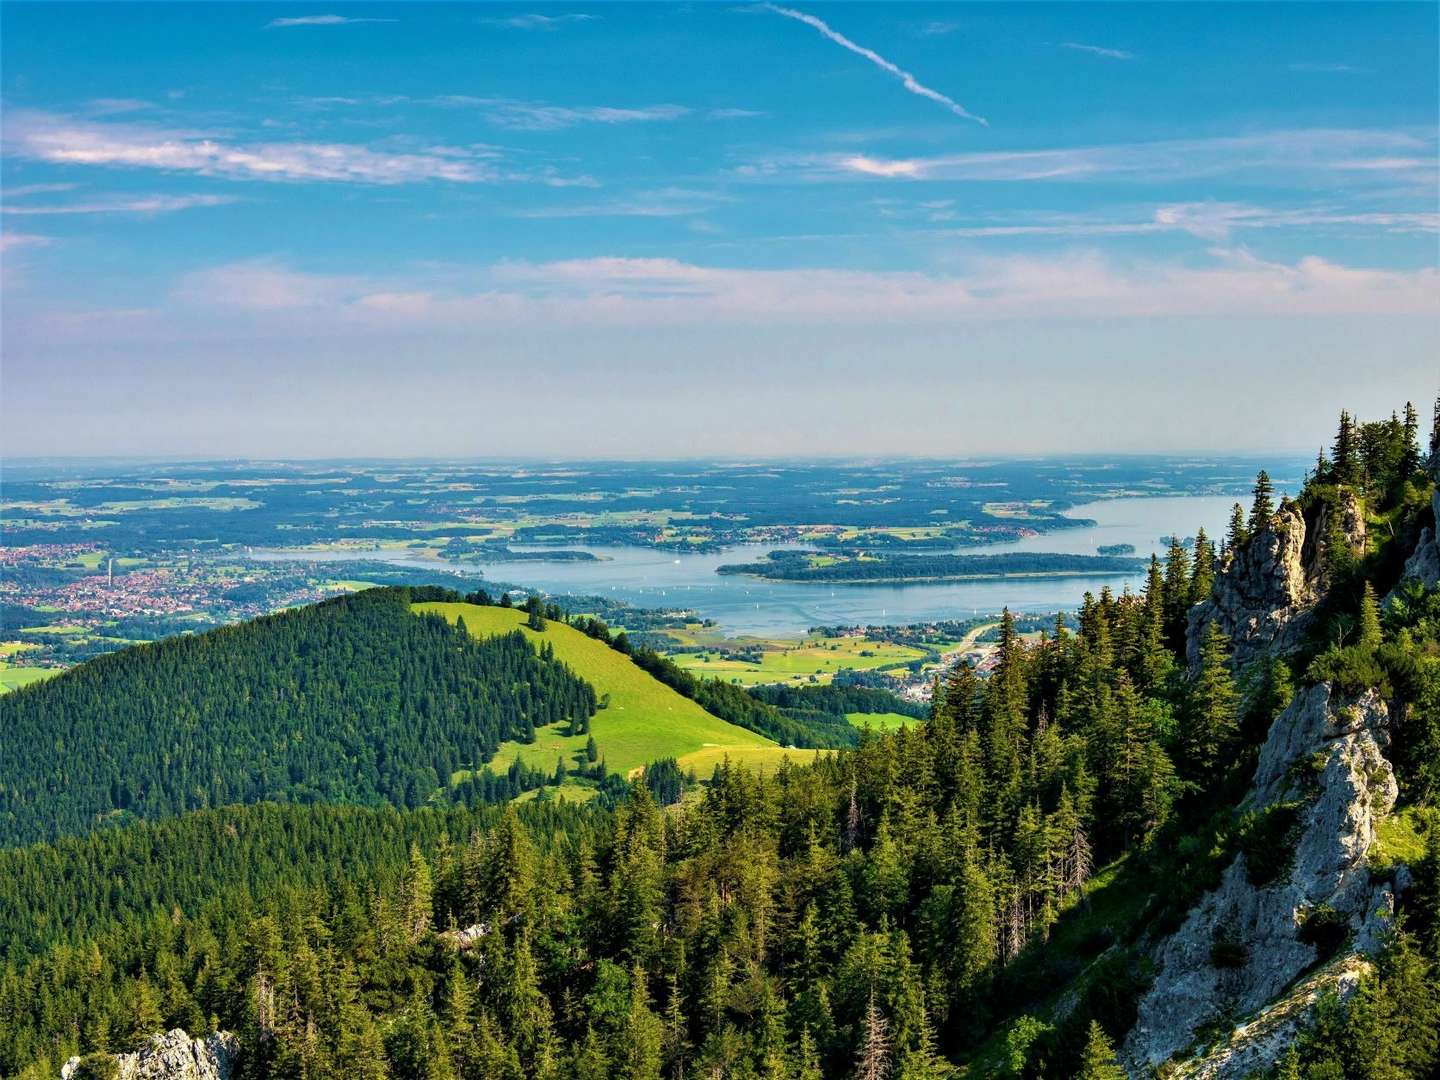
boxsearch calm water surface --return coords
[251,494,1242,636]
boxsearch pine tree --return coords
[1399,401,1422,479]
[1189,528,1215,607]
[1430,392,1440,471]
[1184,623,1238,775]
[402,842,433,941]
[793,1027,824,1080]
[1161,537,1192,654]
[1249,470,1275,533]
[1225,502,1248,556]
[1333,410,1358,485]
[1076,1021,1126,1080]
[1357,582,1383,651]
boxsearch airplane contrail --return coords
[764,4,988,127]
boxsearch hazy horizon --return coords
[3,2,1436,457]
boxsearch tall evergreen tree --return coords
[1333,410,1359,485]
[1399,401,1422,480]
[1076,1022,1126,1080]
[1249,470,1275,533]
[1183,623,1238,775]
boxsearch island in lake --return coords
[715,549,1146,584]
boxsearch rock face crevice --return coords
[1121,685,1397,1078]
[61,1030,237,1080]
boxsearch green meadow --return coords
[415,602,798,783]
[846,711,918,733]
[0,666,58,694]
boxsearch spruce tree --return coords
[1225,502,1248,556]
[1333,410,1358,485]
[1357,582,1383,651]
[1400,401,1422,479]
[1184,623,1238,775]
[1076,1021,1126,1080]
[1189,528,1215,607]
[1249,470,1275,533]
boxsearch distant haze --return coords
[1,3,1435,457]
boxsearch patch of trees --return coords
[0,588,596,846]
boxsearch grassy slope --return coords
[414,603,797,779]
[847,711,917,733]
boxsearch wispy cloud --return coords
[3,193,239,216]
[1060,42,1134,61]
[484,13,597,30]
[763,4,988,126]
[709,108,767,120]
[0,232,50,253]
[266,14,396,28]
[514,188,730,219]
[434,96,690,131]
[3,182,80,199]
[5,111,506,185]
[910,202,1440,240]
[143,250,1440,334]
[1289,62,1367,74]
[920,21,960,37]
[748,129,1436,185]
[85,98,156,116]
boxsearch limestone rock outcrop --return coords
[1186,505,1315,670]
[61,1030,237,1080]
[1186,493,1367,670]
[1122,685,1397,1077]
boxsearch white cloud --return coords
[3,182,80,198]
[433,96,690,131]
[0,232,50,253]
[3,193,238,216]
[266,15,396,28]
[1060,42,1134,60]
[841,154,923,178]
[763,4,988,126]
[5,111,502,184]
[920,203,1438,240]
[756,129,1436,185]
[175,260,362,310]
[140,250,1440,339]
[484,13,597,30]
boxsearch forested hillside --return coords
[0,588,597,846]
[1,401,1437,1080]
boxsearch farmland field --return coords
[669,634,929,686]
[0,666,58,693]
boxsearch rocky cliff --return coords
[1395,485,1440,595]
[60,1030,237,1080]
[1186,493,1366,671]
[1121,685,1398,1077]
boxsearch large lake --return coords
[252,494,1242,637]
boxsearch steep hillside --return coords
[415,602,799,780]
[0,588,596,846]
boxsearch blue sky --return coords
[2,2,1436,458]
